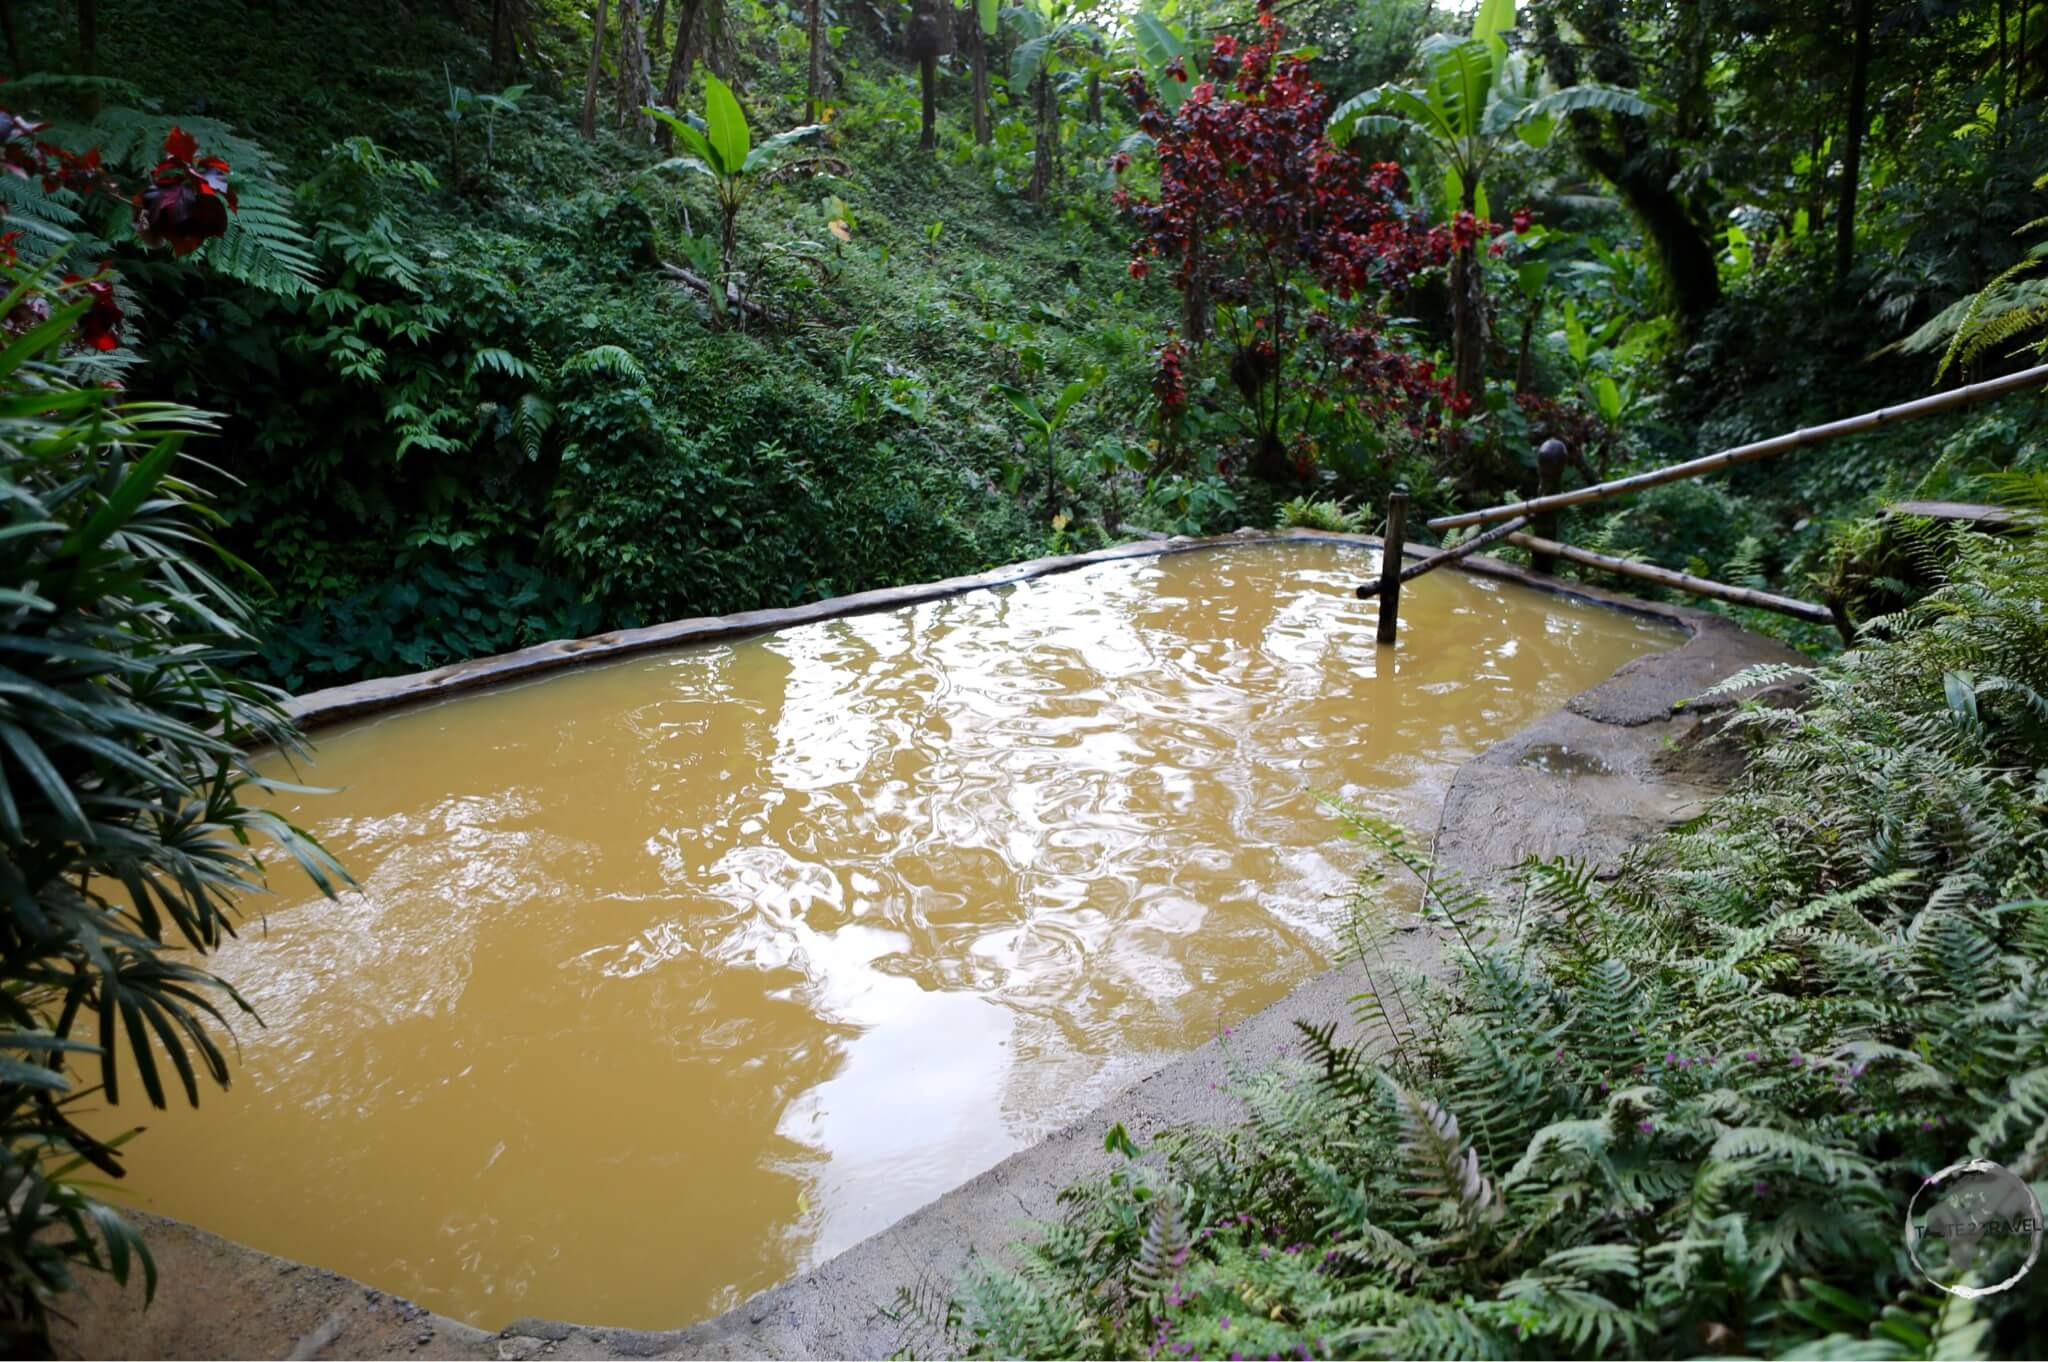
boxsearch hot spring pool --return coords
[106,541,1678,1330]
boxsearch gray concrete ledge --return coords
[61,537,1804,1360]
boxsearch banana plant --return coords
[1327,0,1654,404]
[1004,0,1103,205]
[995,374,1094,521]
[645,76,840,324]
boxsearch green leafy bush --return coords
[0,271,340,1351]
[926,500,2048,1359]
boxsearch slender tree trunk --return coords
[1996,0,2009,149]
[1449,181,1485,406]
[1514,308,1537,392]
[1182,239,1209,346]
[1086,69,1101,122]
[581,0,610,140]
[616,0,653,139]
[658,0,703,148]
[490,0,508,67]
[920,55,938,149]
[910,0,941,152]
[806,0,826,122]
[651,0,668,51]
[2,1,24,78]
[1028,70,1056,204]
[1834,0,1873,287]
[75,0,98,115]
[970,29,991,143]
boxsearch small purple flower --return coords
[1219,1315,1233,1331]
[1788,1053,1804,1067]
[1743,1050,1760,1063]
[1665,1051,1678,1066]
[1752,1181,1770,1196]
[1638,1118,1655,1134]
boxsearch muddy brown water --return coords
[103,542,1676,1331]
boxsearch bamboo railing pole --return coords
[1376,487,1409,645]
[1430,363,2048,532]
[1506,533,1834,624]
[1357,515,1528,600]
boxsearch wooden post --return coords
[1376,486,1408,646]
[1531,439,1565,575]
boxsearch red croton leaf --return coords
[132,126,237,256]
[61,270,123,352]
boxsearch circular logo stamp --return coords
[1905,1157,2043,1298]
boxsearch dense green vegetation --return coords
[2,0,2046,1352]
[2,0,2032,688]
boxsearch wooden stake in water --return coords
[1377,486,1408,646]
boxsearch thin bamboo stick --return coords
[1506,533,1833,624]
[1356,516,1529,600]
[1430,363,2048,531]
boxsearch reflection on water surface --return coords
[109,542,1675,1329]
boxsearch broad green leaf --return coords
[1517,260,1549,296]
[742,124,826,172]
[703,75,751,177]
[647,107,720,172]
[977,0,998,34]
[1515,110,1554,148]
[1563,299,1588,365]
[1592,373,1622,423]
[1052,379,1091,427]
[1473,0,1514,67]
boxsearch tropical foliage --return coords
[0,266,339,1352]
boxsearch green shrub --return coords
[0,272,340,1351]
[1276,496,1368,534]
[924,496,2048,1359]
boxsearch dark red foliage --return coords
[1154,337,1188,411]
[0,111,237,355]
[1119,3,1457,465]
[62,271,123,352]
[132,126,237,257]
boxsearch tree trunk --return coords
[580,0,610,140]
[75,0,98,115]
[490,0,510,68]
[910,0,942,151]
[1449,182,1485,406]
[1533,5,1719,323]
[956,8,991,144]
[806,0,826,122]
[1086,69,1101,123]
[1028,70,1056,205]
[616,0,653,139]
[920,55,938,149]
[2,1,24,78]
[658,0,704,148]
[1514,308,1536,392]
[1834,0,1873,287]
[651,0,668,51]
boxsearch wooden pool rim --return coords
[66,533,1805,1360]
[279,528,1705,732]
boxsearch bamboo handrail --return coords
[1429,362,2048,532]
[1356,516,1528,600]
[1506,532,1833,624]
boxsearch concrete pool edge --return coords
[275,527,1688,732]
[60,542,1806,1360]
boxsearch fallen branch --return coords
[659,262,770,320]
[1506,532,1833,624]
